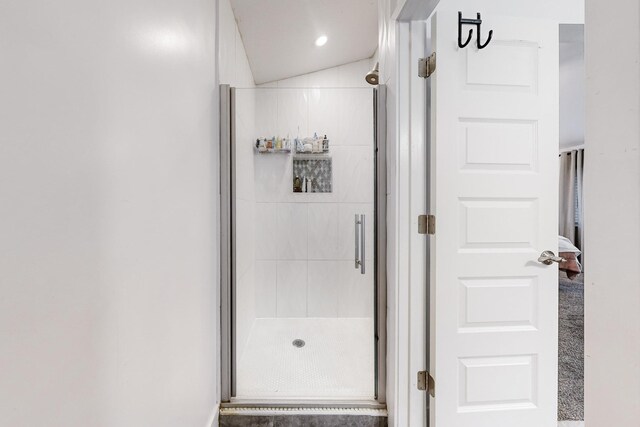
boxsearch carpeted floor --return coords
[558,272,584,421]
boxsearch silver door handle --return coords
[354,214,365,275]
[355,214,361,269]
[537,250,566,265]
[360,214,365,275]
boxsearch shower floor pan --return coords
[235,317,375,401]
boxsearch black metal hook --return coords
[459,26,473,48]
[476,18,493,49]
[458,11,493,50]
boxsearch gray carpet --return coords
[558,272,584,421]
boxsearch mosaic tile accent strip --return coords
[293,158,332,193]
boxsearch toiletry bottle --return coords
[294,176,301,192]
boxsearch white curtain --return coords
[559,149,584,252]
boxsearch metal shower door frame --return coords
[219,84,387,407]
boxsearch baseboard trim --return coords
[209,404,220,427]
[558,421,584,427]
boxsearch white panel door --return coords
[429,10,559,427]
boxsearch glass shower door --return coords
[231,87,376,401]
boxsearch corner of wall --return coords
[218,0,255,87]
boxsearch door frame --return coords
[389,1,585,426]
[219,84,388,408]
[219,84,233,402]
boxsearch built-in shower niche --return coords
[292,157,332,193]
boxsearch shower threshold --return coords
[219,405,388,427]
[221,401,386,409]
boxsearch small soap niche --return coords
[292,157,332,193]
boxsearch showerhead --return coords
[365,62,379,86]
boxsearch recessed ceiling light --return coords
[315,35,328,47]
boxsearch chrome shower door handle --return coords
[354,214,365,274]
[360,214,365,275]
[355,215,361,269]
[537,250,566,265]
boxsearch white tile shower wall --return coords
[276,261,308,317]
[276,89,309,138]
[235,198,255,278]
[338,90,375,145]
[309,89,339,142]
[252,86,374,319]
[255,261,277,318]
[276,203,308,260]
[337,261,374,318]
[308,204,339,260]
[307,261,340,317]
[255,203,277,258]
[334,146,375,203]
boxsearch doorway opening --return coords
[414,7,586,427]
[220,85,387,406]
[557,23,585,427]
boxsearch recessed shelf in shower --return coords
[293,157,332,193]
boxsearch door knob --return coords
[537,250,566,265]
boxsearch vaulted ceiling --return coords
[230,0,378,84]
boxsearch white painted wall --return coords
[584,0,640,425]
[218,0,256,369]
[0,0,218,426]
[219,0,255,87]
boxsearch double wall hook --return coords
[458,11,493,49]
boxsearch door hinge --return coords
[418,52,436,78]
[417,371,435,397]
[418,215,435,235]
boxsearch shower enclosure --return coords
[220,85,385,405]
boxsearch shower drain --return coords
[292,339,305,348]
